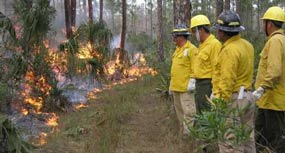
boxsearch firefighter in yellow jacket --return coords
[253,6,285,153]
[190,15,222,114]
[169,24,197,138]
[214,11,255,153]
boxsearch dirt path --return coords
[114,92,196,153]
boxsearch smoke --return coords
[110,35,120,49]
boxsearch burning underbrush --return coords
[7,44,157,146]
[2,20,157,147]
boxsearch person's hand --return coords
[252,87,264,100]
[187,79,196,92]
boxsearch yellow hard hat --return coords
[190,15,210,29]
[261,6,285,22]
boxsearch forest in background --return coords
[0,0,284,152]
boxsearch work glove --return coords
[210,92,215,100]
[252,87,264,100]
[168,90,172,96]
[187,79,196,92]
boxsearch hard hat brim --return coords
[171,32,191,36]
[260,17,285,22]
[214,24,245,32]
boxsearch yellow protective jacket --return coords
[255,29,285,111]
[194,34,222,79]
[214,35,254,100]
[170,40,198,92]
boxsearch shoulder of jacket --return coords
[271,34,285,41]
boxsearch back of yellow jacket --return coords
[170,40,198,92]
[214,35,254,100]
[194,34,222,79]
[255,29,285,111]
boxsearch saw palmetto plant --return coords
[0,114,34,153]
[188,98,253,149]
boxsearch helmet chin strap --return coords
[195,27,200,42]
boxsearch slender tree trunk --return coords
[257,0,260,32]
[88,0,93,22]
[71,0,76,28]
[150,0,153,39]
[173,0,192,26]
[224,0,230,10]
[157,0,164,62]
[111,2,115,31]
[173,0,176,26]
[120,0,127,49]
[235,0,240,15]
[163,0,167,16]
[131,0,135,34]
[145,0,148,32]
[64,0,72,38]
[184,0,191,27]
[99,0,103,22]
[216,0,223,18]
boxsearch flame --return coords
[21,108,29,116]
[38,132,47,145]
[74,103,88,109]
[77,42,93,59]
[46,113,59,127]
[21,71,53,114]
[25,97,43,112]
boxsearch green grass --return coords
[36,75,161,153]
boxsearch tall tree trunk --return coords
[157,0,164,62]
[173,0,192,26]
[120,0,127,49]
[99,0,103,22]
[257,0,260,32]
[145,0,148,32]
[162,0,166,16]
[216,0,223,18]
[111,2,115,31]
[130,0,135,34]
[64,0,72,38]
[173,0,176,26]
[150,0,153,39]
[224,0,230,10]
[184,0,191,27]
[88,0,93,22]
[235,0,240,15]
[71,0,76,28]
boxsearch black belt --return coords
[196,78,211,82]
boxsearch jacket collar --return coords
[268,29,284,39]
[223,34,241,47]
[200,34,215,47]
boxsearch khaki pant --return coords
[172,91,195,137]
[219,91,256,153]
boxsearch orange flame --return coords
[74,103,88,110]
[46,113,59,127]
[38,132,47,145]
[21,108,29,116]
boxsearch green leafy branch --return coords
[188,98,253,148]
